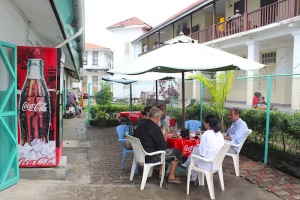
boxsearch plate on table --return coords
[171,134,181,139]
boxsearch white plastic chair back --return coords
[211,144,231,173]
[126,135,166,190]
[126,135,146,165]
[236,129,252,153]
[226,129,252,176]
[187,143,231,199]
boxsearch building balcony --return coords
[139,0,300,55]
[192,0,300,43]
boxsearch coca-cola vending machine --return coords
[17,46,63,167]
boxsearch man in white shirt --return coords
[223,108,248,153]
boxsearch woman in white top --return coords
[181,115,224,182]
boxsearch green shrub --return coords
[94,82,113,105]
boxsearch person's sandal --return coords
[168,177,182,184]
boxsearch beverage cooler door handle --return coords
[48,89,59,95]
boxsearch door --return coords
[0,41,19,191]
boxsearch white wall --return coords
[0,1,45,46]
[109,26,145,68]
[112,81,156,99]
[109,25,155,99]
[83,49,112,70]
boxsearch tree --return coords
[94,82,113,105]
[158,80,180,102]
[189,71,235,132]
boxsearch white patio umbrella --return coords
[108,32,266,122]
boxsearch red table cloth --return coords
[167,135,200,157]
[118,111,143,123]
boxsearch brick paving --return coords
[87,125,300,200]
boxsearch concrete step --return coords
[19,156,67,180]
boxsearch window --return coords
[82,76,87,93]
[261,52,276,64]
[83,51,87,65]
[124,42,130,55]
[92,76,98,93]
[92,51,98,65]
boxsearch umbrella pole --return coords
[182,71,185,124]
[200,81,204,128]
[156,80,158,106]
[130,83,132,112]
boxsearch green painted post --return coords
[87,82,91,127]
[200,81,204,126]
[130,83,132,112]
[264,75,272,164]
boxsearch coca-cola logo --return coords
[183,145,194,153]
[22,102,47,112]
[19,156,55,166]
[129,113,139,118]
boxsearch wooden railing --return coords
[191,0,297,43]
[248,0,290,31]
[140,0,300,52]
[295,0,300,15]
[191,26,212,43]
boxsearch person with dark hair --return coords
[135,105,153,126]
[252,92,267,109]
[223,108,248,154]
[134,107,183,184]
[181,115,224,184]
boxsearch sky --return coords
[85,0,198,48]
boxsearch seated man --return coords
[134,107,182,184]
[223,108,249,154]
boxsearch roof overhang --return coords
[12,0,85,79]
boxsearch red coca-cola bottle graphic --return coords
[19,59,51,145]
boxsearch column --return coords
[291,30,300,109]
[246,41,260,106]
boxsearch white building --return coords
[79,43,113,95]
[107,17,157,99]
[130,0,300,109]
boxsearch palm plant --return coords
[189,71,235,132]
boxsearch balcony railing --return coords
[140,0,299,53]
[191,0,299,43]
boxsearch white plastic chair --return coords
[126,135,166,190]
[226,129,252,176]
[187,144,231,199]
